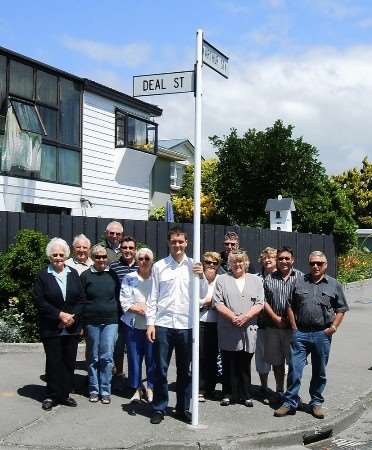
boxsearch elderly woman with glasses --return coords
[198,251,221,402]
[120,248,155,402]
[214,250,264,407]
[80,245,120,404]
[34,237,85,411]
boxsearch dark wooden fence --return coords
[0,212,337,277]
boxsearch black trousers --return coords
[42,334,79,401]
[199,322,219,394]
[221,350,253,402]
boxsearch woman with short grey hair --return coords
[120,247,155,402]
[214,250,264,407]
[65,234,93,275]
[34,237,84,411]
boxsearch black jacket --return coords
[34,266,85,338]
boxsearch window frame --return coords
[115,108,158,154]
[170,161,185,190]
[0,52,83,187]
[9,97,47,136]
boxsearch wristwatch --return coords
[330,324,337,333]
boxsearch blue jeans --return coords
[86,324,118,396]
[124,324,155,389]
[282,330,332,409]
[152,326,192,413]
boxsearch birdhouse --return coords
[265,195,295,232]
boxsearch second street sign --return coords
[133,71,195,97]
[202,40,229,78]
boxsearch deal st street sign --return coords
[202,39,229,78]
[133,70,195,97]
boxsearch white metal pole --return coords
[191,28,203,427]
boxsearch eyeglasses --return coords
[310,261,325,267]
[121,246,135,250]
[278,256,291,261]
[138,256,151,261]
[204,260,218,266]
[108,232,122,236]
[95,255,108,260]
[52,253,64,257]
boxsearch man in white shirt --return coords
[146,227,208,424]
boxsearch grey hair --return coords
[136,247,154,261]
[72,234,91,248]
[91,244,108,259]
[46,237,70,259]
[105,220,123,232]
[309,251,327,262]
[228,249,250,265]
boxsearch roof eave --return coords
[83,79,162,117]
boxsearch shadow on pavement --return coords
[18,384,45,403]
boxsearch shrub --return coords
[0,299,26,343]
[337,249,372,284]
[0,229,49,342]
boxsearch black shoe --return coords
[174,410,192,424]
[150,411,164,424]
[42,398,57,411]
[60,397,77,407]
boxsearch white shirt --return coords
[200,276,219,323]
[120,272,152,330]
[146,254,208,329]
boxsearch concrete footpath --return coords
[1,298,372,450]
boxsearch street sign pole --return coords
[191,28,203,428]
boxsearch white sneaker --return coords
[146,388,153,403]
[130,389,141,402]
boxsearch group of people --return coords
[34,223,348,425]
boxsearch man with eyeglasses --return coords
[263,246,303,397]
[219,231,256,274]
[274,251,348,419]
[98,221,124,264]
[110,236,139,382]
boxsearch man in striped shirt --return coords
[110,236,139,381]
[263,246,303,396]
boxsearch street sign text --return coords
[133,71,195,97]
[202,40,229,78]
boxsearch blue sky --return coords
[2,0,372,173]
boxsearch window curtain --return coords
[1,104,42,172]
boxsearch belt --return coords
[297,325,329,332]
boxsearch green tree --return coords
[0,229,49,341]
[176,159,224,223]
[211,120,356,253]
[177,159,219,199]
[332,157,372,228]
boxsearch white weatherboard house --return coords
[0,46,163,220]
[265,195,296,232]
[151,139,196,210]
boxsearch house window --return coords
[0,52,82,186]
[22,202,71,215]
[276,211,281,218]
[115,110,157,154]
[10,99,46,135]
[170,162,185,189]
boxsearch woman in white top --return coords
[199,251,221,402]
[120,247,155,402]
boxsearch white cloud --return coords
[61,36,151,68]
[153,45,372,175]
